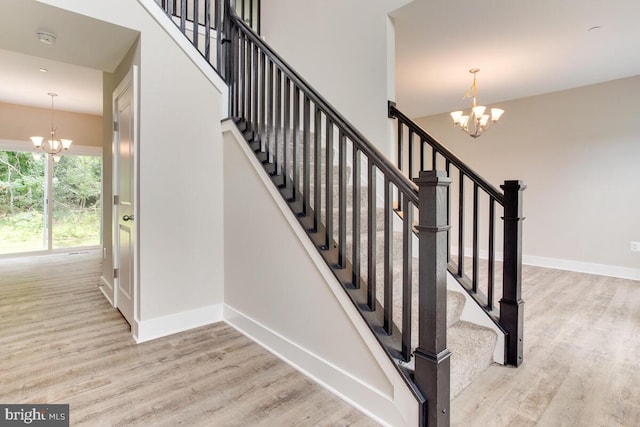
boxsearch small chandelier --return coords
[31,93,72,156]
[450,69,504,138]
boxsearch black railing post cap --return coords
[387,100,397,118]
[414,170,451,186]
[501,180,526,191]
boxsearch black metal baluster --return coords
[257,0,261,34]
[383,176,393,332]
[193,0,199,52]
[240,35,247,119]
[302,95,311,216]
[324,119,334,250]
[420,138,425,172]
[246,41,253,129]
[274,67,282,176]
[238,33,245,119]
[230,21,238,117]
[283,77,290,192]
[204,0,210,61]
[397,122,403,173]
[249,0,254,28]
[408,131,414,180]
[314,106,322,232]
[446,160,451,263]
[252,43,258,130]
[401,195,413,362]
[337,129,347,268]
[367,160,377,311]
[292,86,300,202]
[215,0,221,70]
[458,171,465,277]
[266,59,273,162]
[180,0,186,32]
[352,145,361,288]
[472,183,479,293]
[396,122,403,209]
[259,51,266,149]
[488,198,495,311]
[432,147,437,170]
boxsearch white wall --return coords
[260,0,412,158]
[37,0,227,336]
[414,75,640,280]
[222,121,418,427]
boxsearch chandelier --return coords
[31,93,72,156]
[450,69,504,138]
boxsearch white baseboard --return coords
[134,303,224,343]
[451,247,640,281]
[223,304,401,427]
[523,254,640,282]
[99,275,114,306]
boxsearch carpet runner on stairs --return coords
[243,121,498,398]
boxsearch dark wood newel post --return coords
[414,170,451,427]
[500,180,526,367]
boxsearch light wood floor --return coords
[452,264,640,426]
[2,252,639,426]
[0,251,377,426]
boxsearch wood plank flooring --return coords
[2,251,639,426]
[0,251,377,426]
[451,264,640,426]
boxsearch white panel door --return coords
[113,70,136,327]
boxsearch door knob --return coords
[123,214,134,221]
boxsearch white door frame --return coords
[112,65,139,335]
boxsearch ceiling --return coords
[0,0,139,115]
[392,0,640,117]
[0,49,103,115]
[1,0,639,118]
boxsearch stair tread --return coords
[448,290,466,328]
[448,321,497,398]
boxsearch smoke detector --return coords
[37,31,57,45]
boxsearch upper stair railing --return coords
[155,0,259,69]
[388,103,525,367]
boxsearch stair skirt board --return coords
[224,305,417,427]
[230,119,504,401]
[223,120,420,427]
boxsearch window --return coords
[0,147,102,255]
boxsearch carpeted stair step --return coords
[342,232,467,329]
[338,206,385,233]
[448,321,497,398]
[397,320,497,399]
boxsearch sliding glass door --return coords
[0,150,47,254]
[0,148,102,255]
[52,155,102,249]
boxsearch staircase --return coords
[156,0,525,425]
[234,119,498,400]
